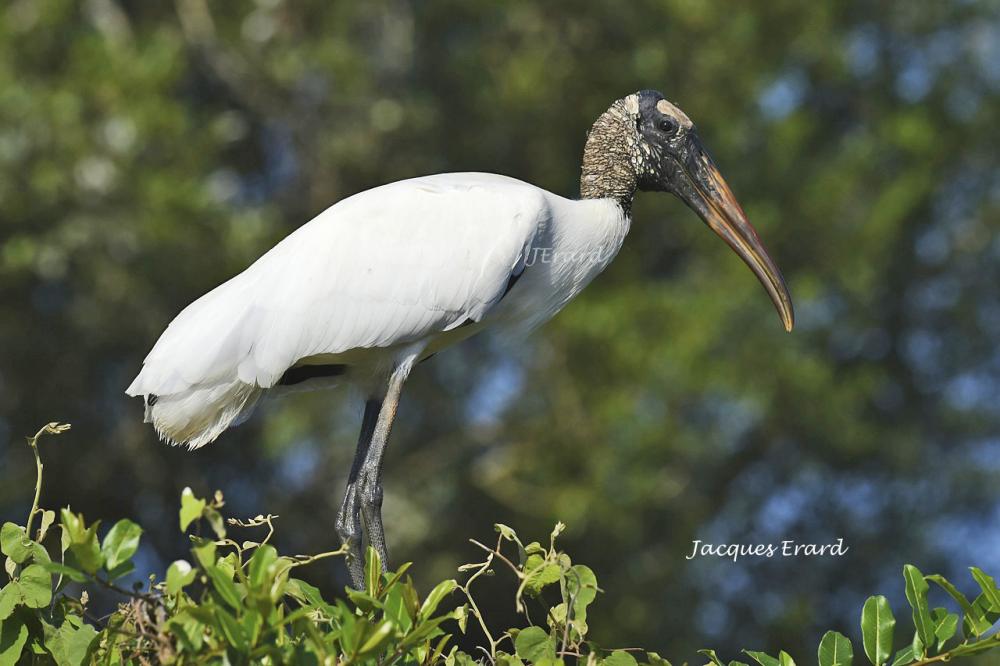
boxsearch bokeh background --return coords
[1,0,999,660]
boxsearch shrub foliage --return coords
[1,424,998,664]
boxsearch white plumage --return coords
[128,90,794,587]
[126,172,629,448]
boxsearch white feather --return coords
[127,172,629,447]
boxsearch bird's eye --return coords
[658,118,678,134]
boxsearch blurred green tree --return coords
[0,0,997,660]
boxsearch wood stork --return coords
[127,90,793,587]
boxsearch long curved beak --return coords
[674,138,794,332]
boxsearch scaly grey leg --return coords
[335,397,382,589]
[356,354,417,574]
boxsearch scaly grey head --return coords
[581,89,794,332]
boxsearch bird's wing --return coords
[127,173,549,395]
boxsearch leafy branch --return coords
[0,422,998,665]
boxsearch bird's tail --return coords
[134,379,264,450]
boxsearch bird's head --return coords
[582,89,794,332]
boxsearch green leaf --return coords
[285,578,335,615]
[365,546,381,597]
[861,595,894,666]
[0,524,37,565]
[911,631,924,661]
[401,607,450,647]
[206,564,242,611]
[524,553,543,570]
[0,614,29,666]
[28,637,47,657]
[966,592,1000,637]
[514,626,556,662]
[182,603,217,626]
[340,614,366,655]
[384,584,414,633]
[930,608,957,651]
[565,564,598,624]
[247,544,278,589]
[777,652,796,666]
[47,619,98,666]
[213,606,248,652]
[902,565,934,652]
[166,560,196,595]
[453,604,468,634]
[962,597,994,637]
[604,650,639,666]
[698,649,725,666]
[949,639,1000,657]
[645,652,673,666]
[37,511,55,543]
[380,561,413,597]
[179,488,206,532]
[419,579,457,619]
[743,651,779,666]
[217,552,238,580]
[924,574,974,616]
[969,567,1000,612]
[547,602,568,633]
[240,609,263,646]
[0,565,53,620]
[888,646,913,666]
[495,524,519,543]
[347,589,382,614]
[357,619,395,656]
[17,565,52,608]
[431,634,454,664]
[0,588,18,621]
[37,562,87,584]
[449,649,482,666]
[191,539,217,569]
[100,519,142,571]
[60,511,102,574]
[818,631,853,666]
[203,508,226,539]
[401,575,421,619]
[926,573,990,638]
[524,562,562,596]
[523,542,545,556]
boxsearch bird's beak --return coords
[673,137,794,332]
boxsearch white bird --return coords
[127,90,793,587]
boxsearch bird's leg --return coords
[356,354,416,575]
[335,396,382,589]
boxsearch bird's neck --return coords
[580,100,639,209]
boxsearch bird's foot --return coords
[357,475,390,574]
[335,490,366,589]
